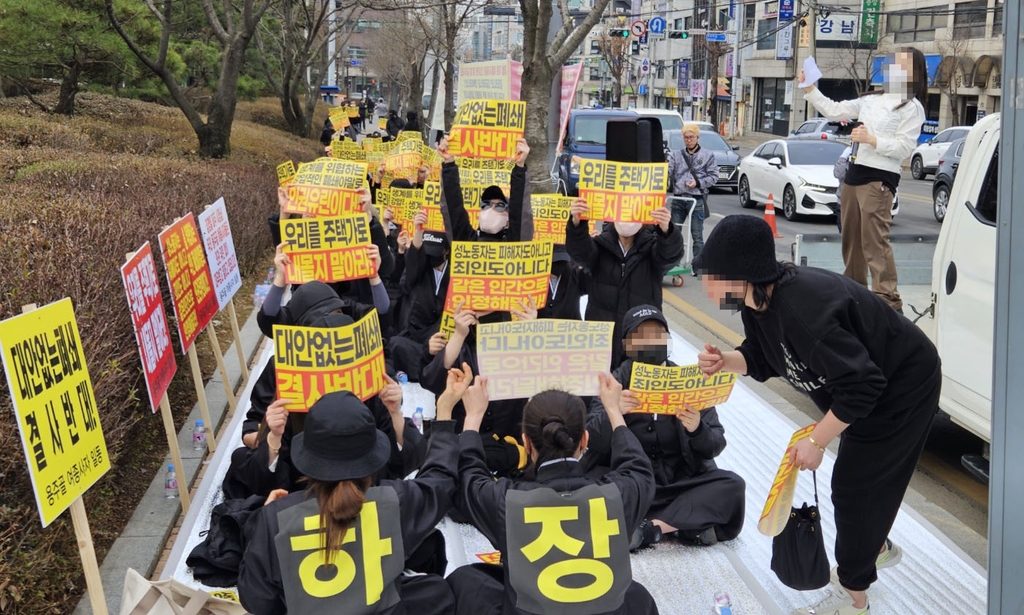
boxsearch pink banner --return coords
[511,60,523,101]
[557,64,584,152]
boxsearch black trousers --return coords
[650,469,746,542]
[395,574,456,615]
[832,369,940,591]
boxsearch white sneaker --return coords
[830,539,903,584]
[790,581,870,615]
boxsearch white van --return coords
[918,113,1000,448]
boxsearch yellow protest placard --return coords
[331,140,367,161]
[477,319,614,400]
[578,160,668,224]
[284,158,367,217]
[363,136,383,151]
[384,138,424,174]
[346,106,360,118]
[329,106,350,129]
[380,187,424,229]
[417,182,481,233]
[378,117,387,131]
[628,362,737,414]
[274,310,386,411]
[456,158,516,171]
[448,100,526,159]
[0,299,111,527]
[758,425,817,537]
[281,214,376,284]
[439,281,457,340]
[366,151,385,167]
[447,241,552,312]
[530,194,573,245]
[396,131,422,143]
[476,552,502,565]
[277,160,296,187]
[421,146,443,182]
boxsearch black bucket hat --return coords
[692,215,784,283]
[290,391,391,482]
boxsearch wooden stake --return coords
[186,345,218,452]
[159,394,191,510]
[206,323,237,411]
[226,300,248,380]
[70,498,110,615]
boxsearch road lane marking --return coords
[662,290,745,347]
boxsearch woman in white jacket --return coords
[799,48,928,313]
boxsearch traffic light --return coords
[608,29,629,37]
[668,30,689,39]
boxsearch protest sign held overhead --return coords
[759,425,817,537]
[0,299,111,527]
[329,106,350,129]
[378,117,387,131]
[384,138,423,177]
[158,214,219,354]
[417,181,480,233]
[447,241,552,312]
[448,100,526,160]
[277,160,296,186]
[284,158,367,218]
[331,140,367,161]
[457,59,523,101]
[274,309,386,411]
[578,160,669,223]
[628,363,737,414]
[477,319,613,400]
[281,214,377,284]
[121,243,176,413]
[530,194,574,245]
[197,197,242,311]
[363,136,382,151]
[379,186,424,229]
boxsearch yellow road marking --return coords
[662,290,745,347]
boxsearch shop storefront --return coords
[755,77,792,136]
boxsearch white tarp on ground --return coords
[162,329,986,615]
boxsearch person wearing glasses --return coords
[668,124,718,267]
[436,136,533,243]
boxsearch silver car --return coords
[789,118,852,144]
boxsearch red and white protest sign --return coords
[158,214,219,354]
[121,243,176,412]
[557,63,584,152]
[198,197,242,311]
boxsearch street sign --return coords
[780,0,794,21]
[706,32,727,42]
[639,84,648,95]
[641,58,650,73]
[649,16,667,34]
[630,20,647,37]
[350,59,359,66]
[639,32,649,45]
[689,28,707,36]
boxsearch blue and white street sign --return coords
[706,32,727,42]
[780,0,794,21]
[649,16,667,34]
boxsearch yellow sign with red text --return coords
[578,160,668,223]
[448,100,526,159]
[531,194,574,245]
[758,425,817,537]
[284,158,367,217]
[628,363,737,414]
[280,214,377,284]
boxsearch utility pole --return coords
[728,0,740,138]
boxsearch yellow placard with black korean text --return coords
[346,106,360,118]
[380,187,424,229]
[0,299,111,527]
[332,140,367,161]
[628,362,736,414]
[330,106,350,129]
[758,425,817,537]
[378,117,387,131]
[363,136,382,152]
[477,319,613,401]
[277,160,296,187]
[284,158,367,218]
[578,160,668,224]
[531,194,574,246]
[274,309,386,412]
[384,138,423,174]
[281,214,377,285]
[448,100,526,159]
[418,182,480,233]
[446,241,552,312]
[421,145,443,182]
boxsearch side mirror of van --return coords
[768,156,783,167]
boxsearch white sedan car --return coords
[738,139,900,221]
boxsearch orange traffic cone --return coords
[765,193,783,238]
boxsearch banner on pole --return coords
[578,160,669,223]
[197,198,242,310]
[158,214,219,354]
[121,243,176,413]
[281,214,377,284]
[557,63,585,152]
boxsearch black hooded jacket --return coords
[439,161,533,243]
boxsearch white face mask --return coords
[884,65,910,97]
[614,222,643,237]
[478,208,508,234]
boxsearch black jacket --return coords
[537,263,587,321]
[565,221,684,351]
[398,246,449,343]
[238,422,460,615]
[439,161,533,243]
[736,266,940,438]
[456,426,656,615]
[583,359,727,489]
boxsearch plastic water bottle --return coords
[713,592,732,615]
[165,464,178,498]
[193,420,207,451]
[413,407,424,433]
[396,371,409,384]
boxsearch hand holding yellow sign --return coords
[578,160,668,223]
[758,424,817,537]
[628,362,737,413]
[448,100,526,160]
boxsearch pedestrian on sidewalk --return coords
[667,124,718,268]
[798,48,928,313]
[694,215,940,615]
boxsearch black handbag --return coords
[771,471,831,590]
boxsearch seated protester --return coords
[437,136,533,245]
[583,305,746,551]
[446,369,660,615]
[565,198,683,365]
[419,301,535,477]
[537,246,587,321]
[238,389,461,615]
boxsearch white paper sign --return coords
[799,56,823,88]
[197,197,242,310]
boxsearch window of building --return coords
[993,2,1003,35]
[674,17,684,30]
[684,16,693,31]
[745,4,757,31]
[719,9,730,27]
[756,17,778,50]
[886,12,938,43]
[953,0,987,38]
[591,40,600,54]
[347,46,365,59]
[972,144,998,225]
[590,67,602,81]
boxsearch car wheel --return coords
[739,176,755,208]
[933,184,949,223]
[911,156,925,180]
[782,185,798,221]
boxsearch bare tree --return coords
[519,0,612,181]
[936,27,972,126]
[106,0,273,158]
[364,13,431,120]
[595,26,628,108]
[254,0,364,138]
[817,31,893,97]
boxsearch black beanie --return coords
[692,215,783,283]
[480,185,507,204]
